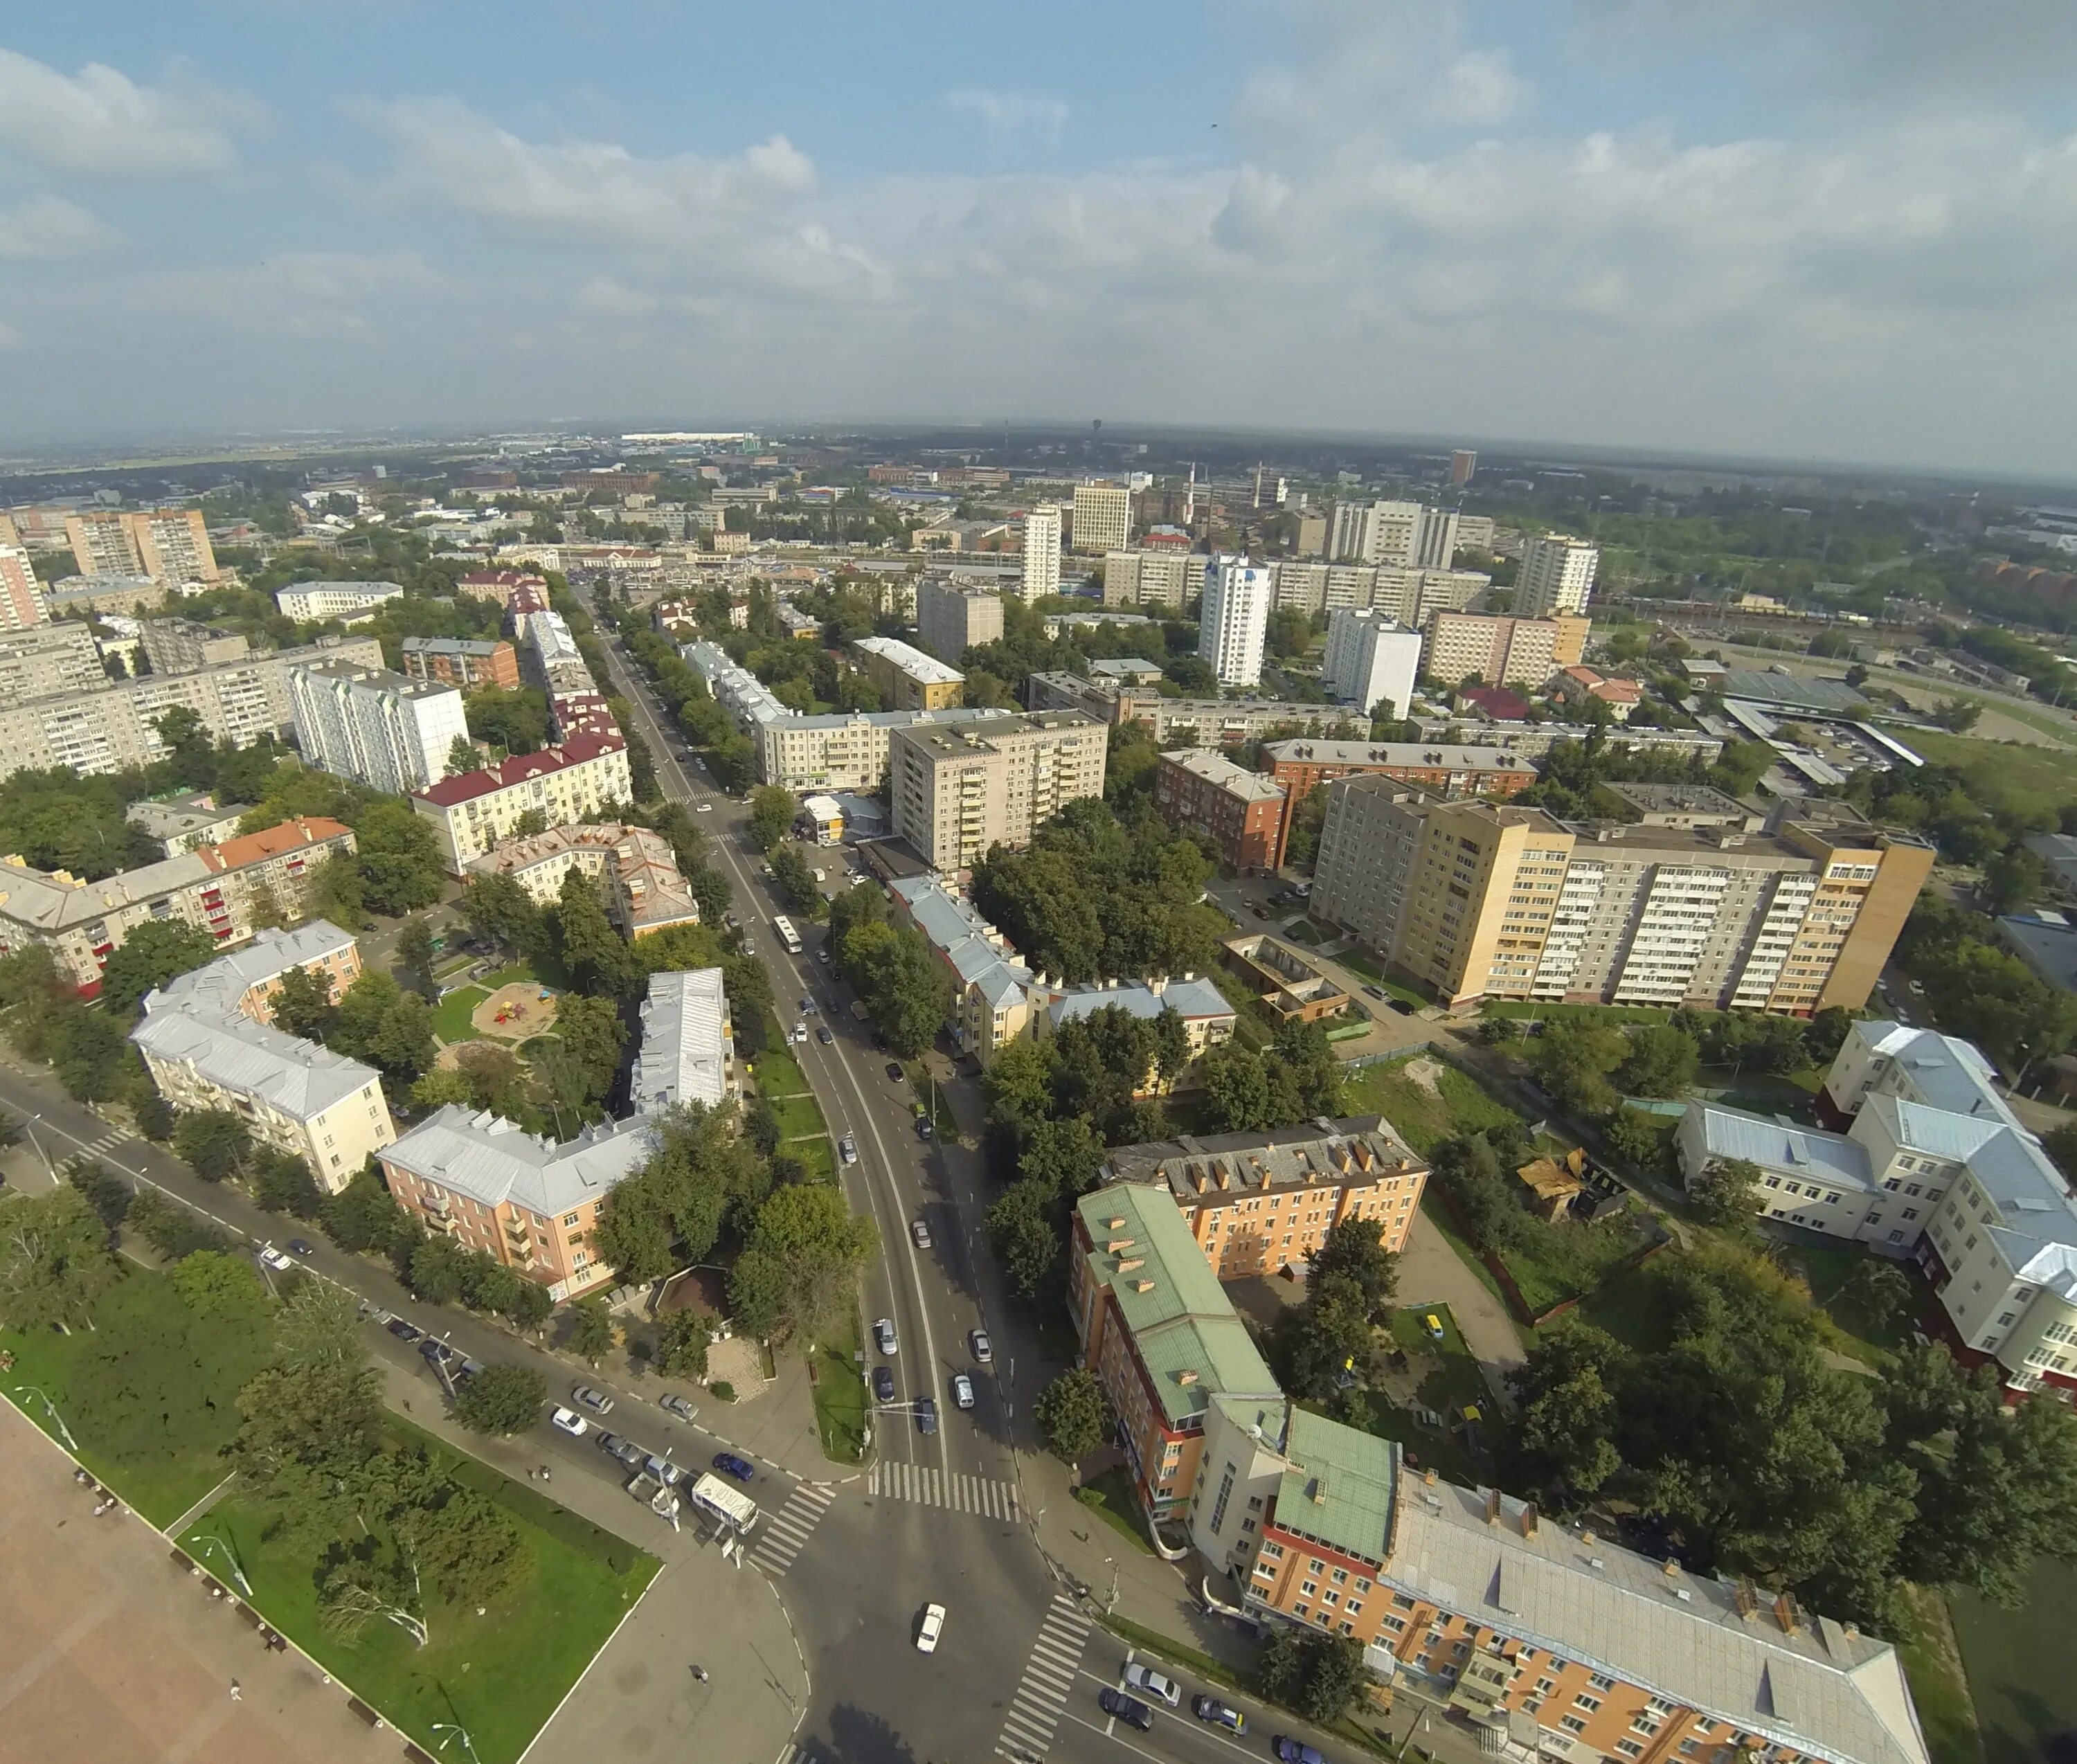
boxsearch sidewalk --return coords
[377,1365,810,1764]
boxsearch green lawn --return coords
[1385,1304,1492,1414]
[1541,1257,1673,1351]
[431,983,490,1044]
[183,1448,656,1764]
[1905,729,2077,820]
[1074,1465,1156,1555]
[1,1274,276,1527]
[1952,1559,2077,1764]
[786,1135,837,1184]
[808,1314,867,1464]
[1481,998,1673,1026]
[1340,1054,1523,1156]
[771,1094,826,1141]
[1777,1241,1919,1366]
[1899,1586,1987,1764]
[748,1023,811,1098]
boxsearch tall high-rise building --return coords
[66,511,143,577]
[1070,483,1132,554]
[1329,499,1454,569]
[1321,609,1422,719]
[1198,555,1273,687]
[889,710,1108,871]
[0,544,49,629]
[1020,504,1062,601]
[916,577,1005,657]
[1517,532,1599,616]
[1450,449,1477,486]
[1423,611,1589,686]
[1412,506,1459,569]
[65,509,219,585]
[288,661,470,795]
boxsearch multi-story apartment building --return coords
[1271,563,1486,622]
[274,579,404,622]
[149,922,363,1027]
[757,707,989,791]
[1101,1115,1428,1276]
[1405,717,1723,767]
[1358,794,1934,1013]
[465,821,699,938]
[1328,501,1457,570]
[1022,503,1063,600]
[1102,549,1209,610]
[525,610,595,695]
[0,635,372,780]
[138,619,250,675]
[1309,777,1444,962]
[1070,483,1132,554]
[0,622,107,700]
[852,634,964,711]
[1201,555,1273,687]
[456,570,546,608]
[1023,672,1355,748]
[681,639,796,733]
[0,816,357,993]
[915,577,1004,658]
[1154,750,1288,873]
[1678,1021,2077,1400]
[125,791,251,858]
[1423,611,1590,687]
[890,710,1108,872]
[887,874,1041,1063]
[1321,609,1421,718]
[412,732,633,872]
[0,544,48,629]
[628,967,735,1115]
[67,509,220,584]
[132,993,395,1194]
[289,662,469,795]
[1069,1182,1284,1520]
[1516,532,1599,616]
[400,636,520,691]
[379,1106,657,1300]
[1261,738,1539,866]
[775,602,822,641]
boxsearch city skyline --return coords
[5,3,2076,474]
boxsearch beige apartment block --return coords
[0,544,48,629]
[851,634,964,710]
[1071,483,1133,553]
[889,709,1108,871]
[1422,611,1589,687]
[411,732,633,870]
[67,508,219,584]
[915,577,1005,658]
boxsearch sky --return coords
[4,1,2077,475]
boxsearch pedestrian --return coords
[691,1664,709,1683]
[228,1681,242,1702]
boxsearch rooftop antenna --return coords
[1185,462,1199,527]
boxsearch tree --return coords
[545,991,627,1116]
[47,1008,132,1104]
[411,1068,475,1112]
[654,1308,710,1379]
[352,799,447,916]
[269,964,336,1041]
[748,785,797,852]
[172,1108,252,1182]
[98,919,219,1016]
[1530,1018,1629,1117]
[0,1185,117,1332]
[1295,1635,1367,1724]
[317,1548,427,1648]
[1034,1367,1113,1466]
[767,844,822,917]
[133,1092,175,1141]
[399,1481,525,1610]
[1197,1043,1273,1132]
[445,732,477,777]
[1283,784,1330,870]
[1983,845,2046,915]
[319,1165,407,1254]
[455,1363,547,1435]
[170,1248,272,1319]
[728,1184,876,1344]
[229,1358,384,1544]
[272,1278,366,1372]
[330,971,436,1086]
[408,1234,471,1305]
[252,1148,323,1218]
[460,872,541,956]
[568,1295,617,1365]
[555,867,635,996]
[1509,1325,1626,1495]
[1605,1108,1672,1172]
[1615,1025,1700,1100]
[66,1160,132,1233]
[1310,1216,1397,1319]
[395,920,437,996]
[1689,1156,1763,1229]
[1271,1272,1376,1399]
[987,1182,1062,1298]
[307,852,366,927]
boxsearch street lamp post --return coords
[431,1722,482,1764]
[193,1533,254,1600]
[13,1385,78,1452]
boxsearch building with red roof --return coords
[412,735,631,871]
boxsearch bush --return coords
[455,1363,547,1436]
[710,1380,736,1402]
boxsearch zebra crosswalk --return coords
[68,1130,132,1163]
[748,1482,836,1578]
[868,1459,1020,1520]
[993,1592,1093,1763]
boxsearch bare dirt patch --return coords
[472,982,560,1041]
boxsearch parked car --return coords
[885,1061,904,1081]
[1423,1313,1446,1340]
[1252,904,1270,919]
[712,1452,756,1482]
[839,1133,858,1166]
[873,1366,896,1403]
[910,1218,933,1249]
[596,1431,628,1457]
[951,1372,975,1411]
[1123,1664,1181,1707]
[1192,1695,1246,1734]
[658,1393,698,1422]
[916,1397,938,1435]
[420,1338,456,1365]
[1363,984,1385,1000]
[874,1317,899,1356]
[915,1602,946,1654]
[550,1406,589,1437]
[1100,1689,1155,1731]
[1273,1740,1327,1764]
[257,1245,295,1272]
[572,1385,615,1415]
[971,1329,993,1364]
[611,1437,647,1469]
[917,1118,934,1140]
[1390,998,1416,1016]
[385,1317,424,1344]
[800,996,816,1014]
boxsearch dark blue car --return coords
[712,1452,755,1482]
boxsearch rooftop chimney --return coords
[1484,1488,1502,1525]
[1133,1278,1156,1293]
[1774,1592,1801,1637]
[1520,1503,1538,1539]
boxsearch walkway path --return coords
[1395,1212,1529,1402]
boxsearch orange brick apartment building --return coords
[1153,748,1288,874]
[1259,737,1537,865]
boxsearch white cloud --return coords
[944,89,1069,143]
[0,48,244,177]
[357,97,815,244]
[0,195,109,260]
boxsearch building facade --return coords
[139,619,249,674]
[401,636,521,691]
[629,967,735,1115]
[0,543,48,629]
[1200,555,1273,687]
[1322,609,1422,718]
[1102,548,1208,609]
[0,622,106,700]
[915,577,1005,658]
[289,662,469,795]
[67,509,219,584]
[1309,777,1444,964]
[887,874,1038,1063]
[1423,611,1590,687]
[1025,672,1358,749]
[149,921,363,1027]
[890,710,1108,872]
[1261,737,1539,866]
[274,579,404,621]
[1021,504,1063,600]
[757,706,989,791]
[1154,749,1287,873]
[412,734,633,871]
[1516,532,1600,617]
[465,821,699,938]
[1071,483,1132,554]
[852,634,964,710]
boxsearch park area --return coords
[1,1268,656,1764]
[1340,1052,1522,1156]
[431,960,564,1047]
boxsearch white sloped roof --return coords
[131,994,379,1122]
[381,1104,657,1215]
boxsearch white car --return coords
[838,1133,858,1166]
[910,1218,933,1250]
[915,1603,946,1654]
[1123,1663,1182,1707]
[257,1245,295,1272]
[951,1372,975,1411]
[550,1406,589,1437]
[874,1317,899,1356]
[695,802,712,813]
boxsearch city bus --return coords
[773,915,803,955]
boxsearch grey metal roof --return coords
[1045,975,1233,1028]
[630,968,732,1115]
[1851,1022,2019,1126]
[854,634,963,686]
[1385,1474,1927,1764]
[1860,1092,2008,1162]
[381,1104,658,1216]
[888,874,1034,1009]
[131,994,381,1122]
[151,924,358,1019]
[1685,1103,1873,1191]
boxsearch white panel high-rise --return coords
[1198,556,1274,688]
